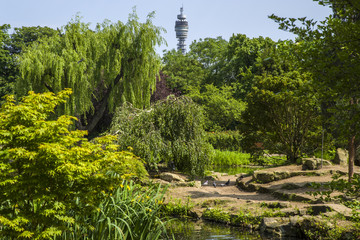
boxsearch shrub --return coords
[206,131,243,151]
[111,96,214,176]
[0,90,148,239]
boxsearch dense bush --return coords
[0,90,149,239]
[110,96,214,176]
[206,131,243,151]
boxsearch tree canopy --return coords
[17,12,164,135]
[270,0,360,180]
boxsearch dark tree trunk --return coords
[85,69,125,135]
[348,135,356,182]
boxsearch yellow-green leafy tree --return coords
[0,89,148,239]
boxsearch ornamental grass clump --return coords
[61,180,170,240]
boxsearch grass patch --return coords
[212,150,251,166]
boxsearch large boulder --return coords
[159,172,185,182]
[302,158,318,170]
[333,148,348,165]
[302,158,332,170]
[253,171,275,183]
[260,217,302,239]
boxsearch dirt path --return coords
[164,164,359,215]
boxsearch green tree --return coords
[221,34,276,99]
[0,25,57,103]
[162,49,206,93]
[0,89,148,239]
[188,84,245,131]
[0,24,15,103]
[110,96,213,176]
[270,0,360,180]
[17,12,164,135]
[242,71,321,162]
[8,26,57,55]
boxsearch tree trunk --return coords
[348,135,355,182]
[86,70,124,135]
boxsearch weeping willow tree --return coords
[17,11,164,135]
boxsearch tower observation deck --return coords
[175,6,188,54]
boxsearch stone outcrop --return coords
[159,172,185,182]
[302,158,332,170]
[253,171,275,183]
[333,148,348,165]
[260,217,303,239]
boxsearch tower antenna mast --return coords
[175,6,189,54]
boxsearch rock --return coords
[159,172,185,182]
[333,148,348,165]
[253,171,275,183]
[306,203,353,217]
[302,158,319,170]
[289,215,304,227]
[307,204,333,215]
[260,217,301,239]
[274,171,290,180]
[302,158,332,170]
[193,181,202,188]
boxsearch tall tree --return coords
[0,24,14,103]
[242,71,321,162]
[17,12,164,135]
[221,34,276,99]
[0,25,57,103]
[162,49,206,93]
[270,0,360,180]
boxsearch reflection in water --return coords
[166,219,260,240]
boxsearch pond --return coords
[166,220,260,240]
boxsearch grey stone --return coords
[274,171,291,180]
[253,171,275,183]
[159,172,185,182]
[260,217,300,239]
[302,158,318,170]
[333,148,348,165]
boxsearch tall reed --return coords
[60,181,170,240]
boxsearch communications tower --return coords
[175,6,188,54]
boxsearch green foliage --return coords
[206,131,242,151]
[162,49,206,93]
[161,198,194,219]
[0,25,58,105]
[0,89,148,239]
[302,216,344,240]
[270,1,360,179]
[0,24,15,103]
[17,12,164,134]
[203,208,231,224]
[110,96,214,176]
[221,34,276,99]
[242,71,321,162]
[188,84,246,131]
[212,150,250,166]
[60,181,170,240]
[9,26,57,55]
[310,173,360,202]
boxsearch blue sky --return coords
[2,0,332,54]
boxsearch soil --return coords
[162,164,360,216]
